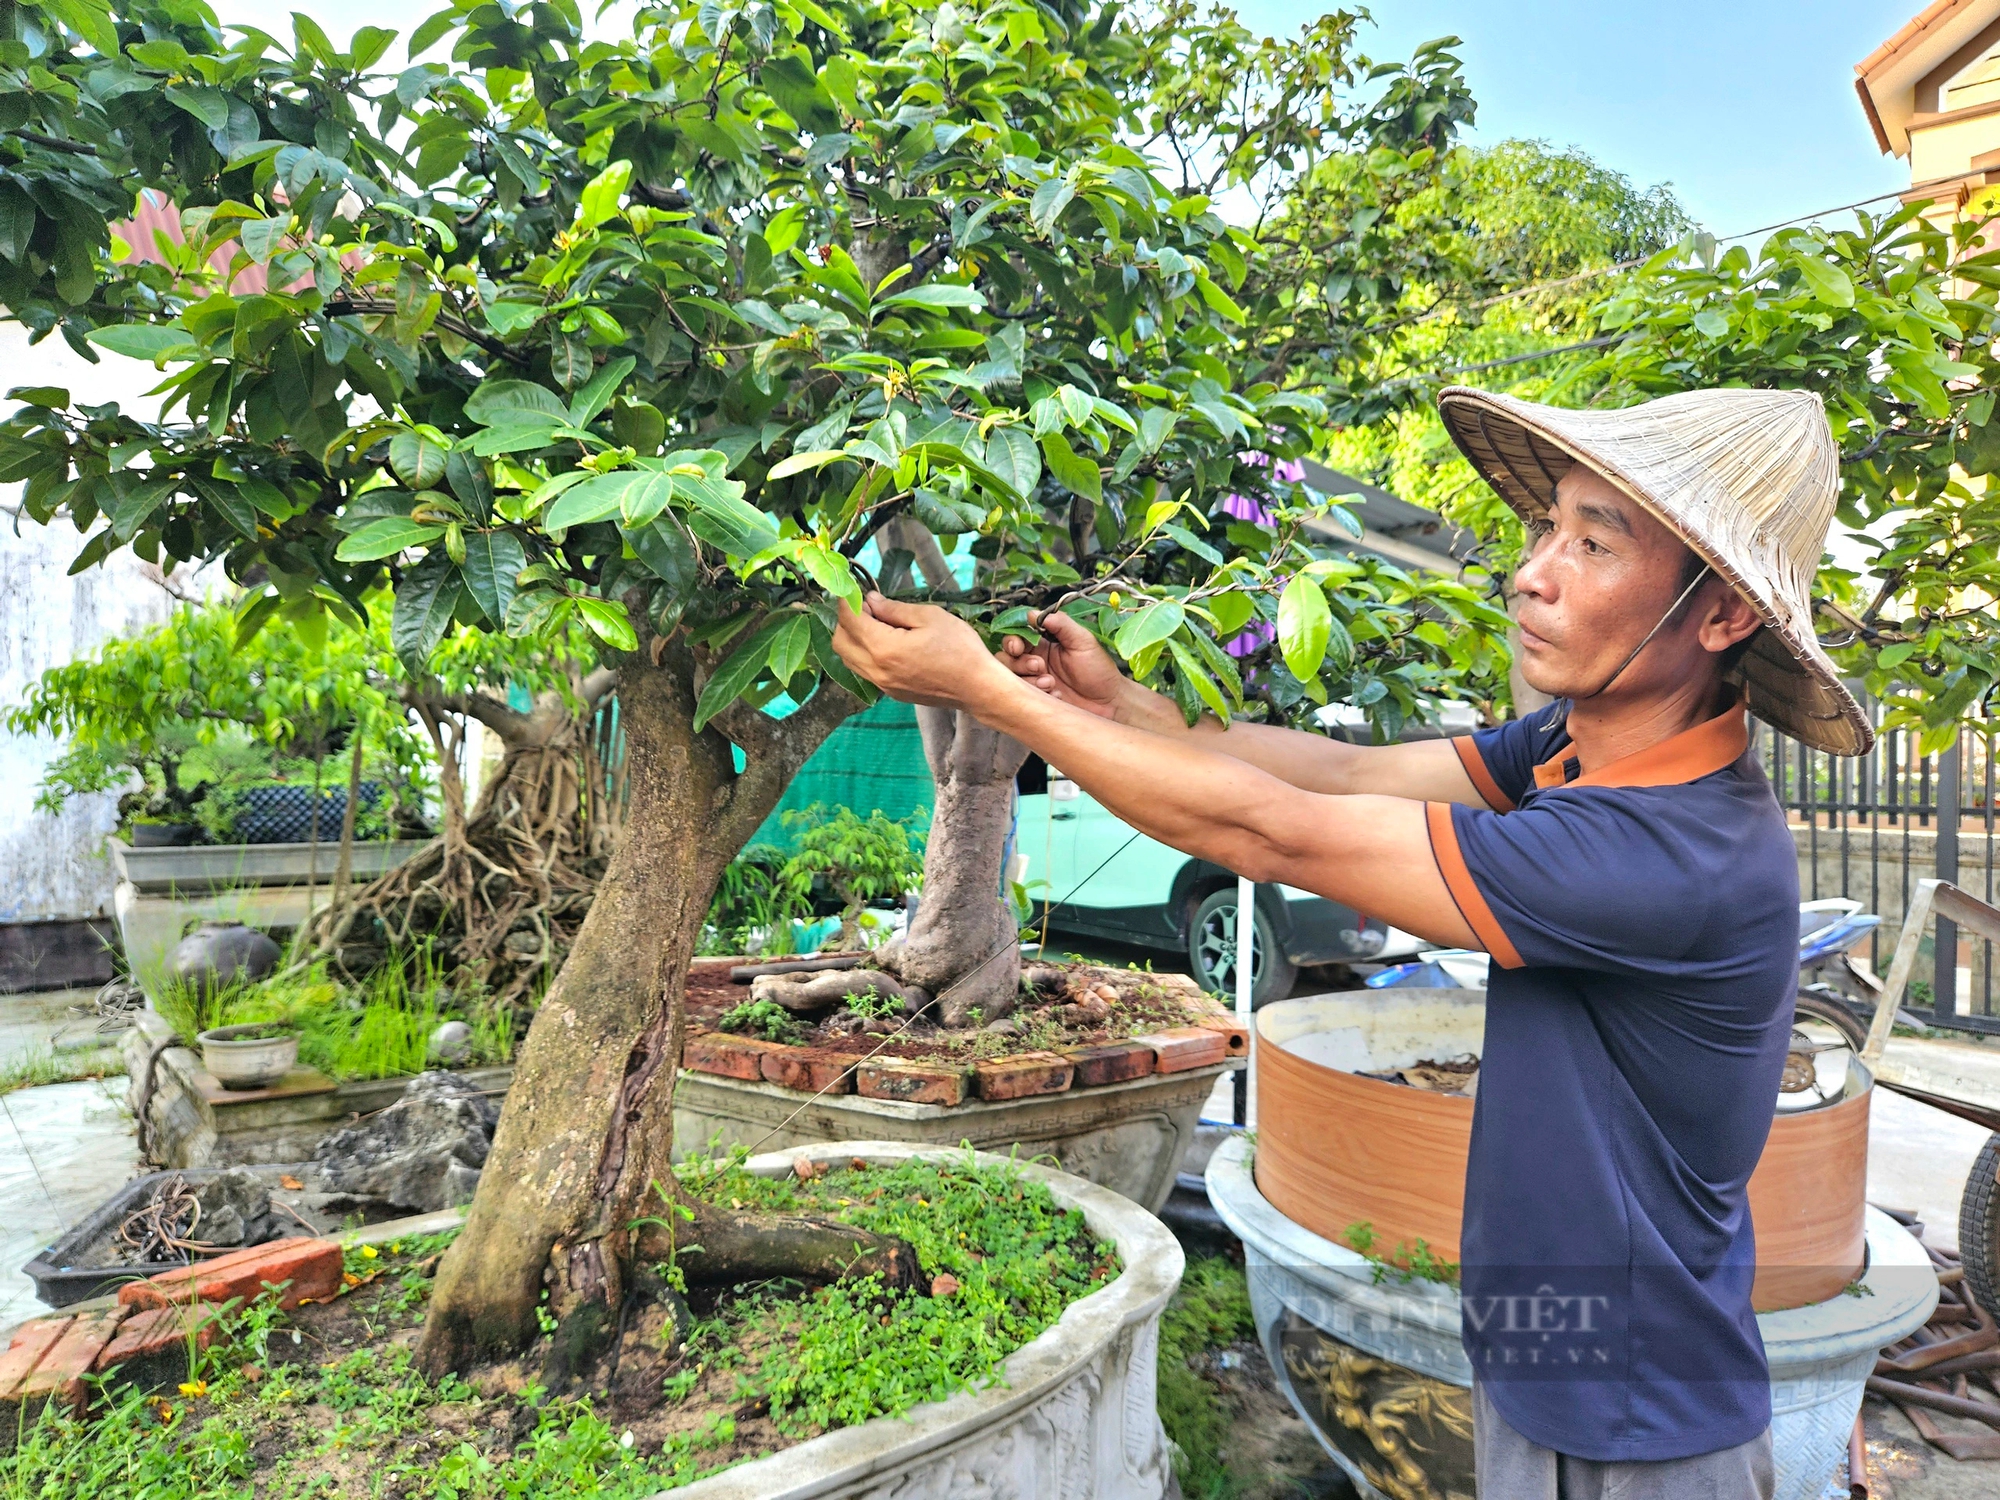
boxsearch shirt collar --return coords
[1531,700,1749,792]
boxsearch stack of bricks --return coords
[0,1236,342,1446]
[684,980,1248,1107]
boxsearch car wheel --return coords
[1188,888,1297,1009]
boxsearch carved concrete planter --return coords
[1208,1135,1937,1500]
[664,1140,1181,1500]
[673,1060,1232,1214]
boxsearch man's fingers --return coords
[1035,608,1096,651]
[862,591,939,628]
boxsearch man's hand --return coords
[832,593,1017,711]
[998,609,1132,722]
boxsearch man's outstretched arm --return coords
[835,596,1481,952]
[1000,608,1489,806]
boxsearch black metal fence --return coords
[1764,700,2000,1032]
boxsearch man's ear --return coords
[1696,578,1763,654]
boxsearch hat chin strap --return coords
[1573,565,1711,703]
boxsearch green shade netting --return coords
[744,695,935,854]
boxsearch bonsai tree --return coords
[8,599,428,836]
[777,803,925,950]
[0,0,1519,1376]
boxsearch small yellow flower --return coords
[360,1245,378,1260]
[389,1243,403,1255]
[177,1380,208,1398]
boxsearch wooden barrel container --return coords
[1253,991,1870,1313]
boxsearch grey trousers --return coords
[1474,1384,1775,1500]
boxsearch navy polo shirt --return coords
[1428,698,1798,1462]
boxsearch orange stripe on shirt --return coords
[1425,801,1525,970]
[1453,736,1515,813]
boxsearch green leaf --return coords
[465,379,566,424]
[677,473,780,556]
[461,529,525,625]
[1691,308,1729,339]
[1114,600,1185,660]
[1168,637,1231,720]
[1877,641,1919,669]
[577,160,633,232]
[408,6,457,56]
[765,613,814,683]
[1794,258,1855,310]
[444,450,493,524]
[391,557,463,672]
[545,471,651,530]
[876,284,986,315]
[693,619,782,731]
[109,477,177,541]
[1206,589,1255,639]
[389,431,448,489]
[1195,274,1245,323]
[335,517,446,560]
[575,596,638,650]
[466,412,574,456]
[792,541,863,609]
[87,324,197,363]
[768,449,848,479]
[1278,574,1331,680]
[628,516,697,589]
[985,426,1041,497]
[238,216,292,264]
[1039,432,1101,503]
[1162,522,1222,566]
[567,356,636,428]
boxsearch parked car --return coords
[1013,698,1478,1006]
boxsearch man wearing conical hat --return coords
[835,384,1859,1498]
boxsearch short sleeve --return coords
[1452,700,1569,812]
[1424,794,1714,974]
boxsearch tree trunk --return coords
[891,708,1030,1025]
[873,519,1031,1025]
[417,636,857,1376]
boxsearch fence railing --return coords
[1764,699,2000,1032]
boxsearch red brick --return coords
[1137,1027,1230,1073]
[1191,1013,1250,1057]
[0,1317,69,1399]
[856,1057,969,1106]
[1063,1041,1157,1088]
[759,1047,855,1094]
[94,1305,218,1392]
[16,1306,125,1415]
[972,1051,1074,1101]
[684,1031,790,1081]
[123,1237,341,1313]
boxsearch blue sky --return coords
[1232,0,1920,237]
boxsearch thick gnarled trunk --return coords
[893,707,1029,1025]
[418,640,855,1375]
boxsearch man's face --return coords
[1511,465,1715,701]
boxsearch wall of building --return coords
[0,325,183,929]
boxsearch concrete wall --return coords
[0,325,184,925]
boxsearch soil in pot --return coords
[690,956,1225,1063]
[1,1156,1120,1496]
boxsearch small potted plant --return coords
[196,1019,301,1090]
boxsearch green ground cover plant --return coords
[1,1156,1115,1497]
[0,1046,117,1098]
[1156,1256,1258,1500]
[1341,1220,1461,1288]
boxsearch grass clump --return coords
[1341,1220,1460,1287]
[715,998,805,1044]
[156,947,518,1082]
[0,1045,116,1096]
[1157,1256,1257,1499]
[680,1151,1118,1435]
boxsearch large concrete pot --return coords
[662,1140,1182,1500]
[1252,991,1871,1311]
[673,1061,1230,1214]
[1209,1137,1935,1500]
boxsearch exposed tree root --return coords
[645,1205,927,1294]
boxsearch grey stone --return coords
[312,1072,499,1213]
[442,1160,481,1208]
[192,1167,277,1247]
[427,1020,472,1066]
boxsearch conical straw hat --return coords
[1436,385,1871,756]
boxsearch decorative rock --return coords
[312,1072,499,1213]
[684,1032,791,1080]
[1063,1041,1158,1089]
[190,1167,279,1248]
[1058,997,1112,1029]
[428,1020,473,1066]
[760,1047,856,1095]
[1136,1027,1230,1073]
[857,1058,970,1106]
[981,1017,1021,1037]
[972,1051,1075,1102]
